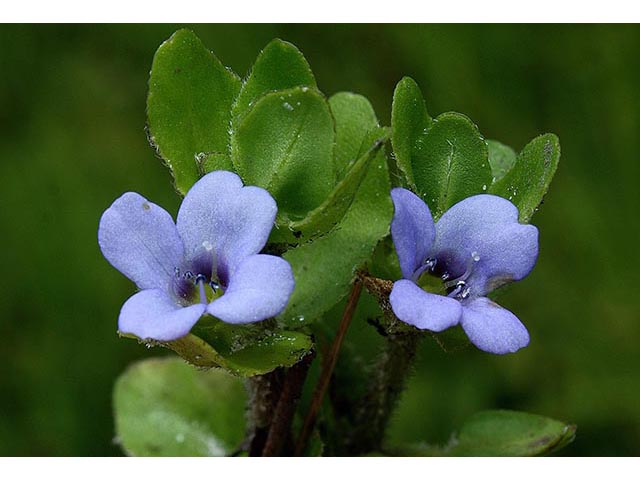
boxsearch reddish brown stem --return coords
[294,279,363,456]
[262,351,315,456]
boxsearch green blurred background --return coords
[1,24,638,456]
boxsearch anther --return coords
[412,257,438,281]
[424,257,437,271]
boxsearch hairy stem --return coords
[343,271,422,454]
[262,351,315,456]
[347,326,421,454]
[245,369,285,456]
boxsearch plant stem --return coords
[262,351,315,456]
[245,369,285,456]
[347,325,421,454]
[343,271,422,455]
[294,279,363,456]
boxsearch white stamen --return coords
[196,274,208,304]
[447,281,466,298]
[411,257,437,281]
[443,252,481,291]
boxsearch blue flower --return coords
[98,171,295,342]
[389,188,539,354]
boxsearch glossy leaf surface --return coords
[147,29,241,194]
[490,134,561,222]
[231,86,335,220]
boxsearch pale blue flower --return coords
[98,171,294,341]
[389,188,538,354]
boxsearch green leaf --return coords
[232,38,316,125]
[279,128,392,325]
[147,29,241,194]
[113,357,246,456]
[449,410,576,456]
[196,151,233,175]
[391,76,432,187]
[284,133,388,242]
[367,236,402,281]
[270,93,385,243]
[231,86,335,220]
[189,318,314,377]
[487,139,517,182]
[163,333,228,369]
[126,318,313,378]
[415,112,491,219]
[391,77,491,219]
[490,133,561,222]
[330,92,381,178]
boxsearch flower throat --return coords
[173,241,224,304]
[415,251,481,300]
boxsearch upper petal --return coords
[389,279,462,332]
[98,192,183,291]
[176,171,277,284]
[207,254,294,324]
[460,296,530,354]
[433,194,538,296]
[391,188,436,280]
[118,289,206,341]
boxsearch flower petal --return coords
[118,289,206,341]
[98,192,183,290]
[391,188,436,280]
[176,171,277,284]
[433,194,538,296]
[460,297,530,354]
[389,279,462,332]
[207,254,294,324]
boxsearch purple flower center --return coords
[173,241,225,305]
[415,251,481,301]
